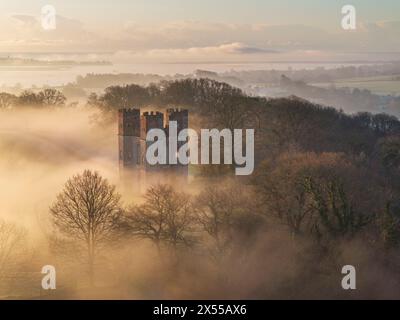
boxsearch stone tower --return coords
[140,111,164,139]
[118,108,144,190]
[118,107,189,191]
[118,108,142,167]
[141,111,164,172]
[166,108,188,133]
[165,108,189,177]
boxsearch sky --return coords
[0,0,399,62]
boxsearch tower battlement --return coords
[118,108,140,137]
[166,108,189,133]
[141,111,164,139]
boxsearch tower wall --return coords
[166,108,188,133]
[165,108,189,179]
[141,111,164,172]
[118,107,189,191]
[140,111,164,139]
[118,136,143,167]
[118,108,142,168]
[118,108,140,137]
[118,108,144,192]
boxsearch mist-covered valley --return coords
[1,74,400,299]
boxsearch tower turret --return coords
[166,108,188,133]
[118,108,140,137]
[140,111,164,139]
[118,108,142,168]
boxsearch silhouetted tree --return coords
[377,136,400,170]
[254,152,380,241]
[125,184,196,252]
[38,88,66,106]
[0,93,17,109]
[49,170,122,285]
[17,91,42,107]
[379,202,400,249]
[195,183,261,260]
[100,84,150,110]
[305,177,371,243]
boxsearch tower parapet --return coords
[118,108,143,169]
[118,108,140,137]
[140,111,164,139]
[166,108,188,133]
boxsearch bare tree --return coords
[195,182,260,260]
[49,170,122,285]
[38,88,66,106]
[0,93,17,109]
[17,90,43,107]
[0,219,27,278]
[125,184,196,252]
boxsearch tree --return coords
[86,92,100,108]
[254,152,378,240]
[0,93,17,109]
[379,202,400,249]
[49,170,122,285]
[17,90,42,107]
[377,136,400,170]
[195,182,261,260]
[100,84,150,110]
[254,153,319,235]
[125,184,196,252]
[162,78,253,129]
[305,177,370,243]
[38,88,66,106]
[354,112,400,137]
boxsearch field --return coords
[311,75,400,95]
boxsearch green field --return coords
[312,75,400,96]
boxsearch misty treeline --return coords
[280,75,400,116]
[87,78,400,157]
[75,63,400,89]
[42,155,400,298]
[46,171,262,289]
[0,88,67,109]
[222,62,400,84]
[3,78,400,298]
[71,79,400,298]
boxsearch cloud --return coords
[0,14,105,52]
[120,21,330,51]
[110,43,280,63]
[222,43,277,54]
[0,15,399,62]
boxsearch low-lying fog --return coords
[0,107,117,236]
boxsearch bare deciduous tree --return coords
[38,88,66,106]
[0,93,17,109]
[195,183,260,260]
[49,170,122,285]
[125,184,196,252]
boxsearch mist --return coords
[0,97,399,300]
[0,107,118,234]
